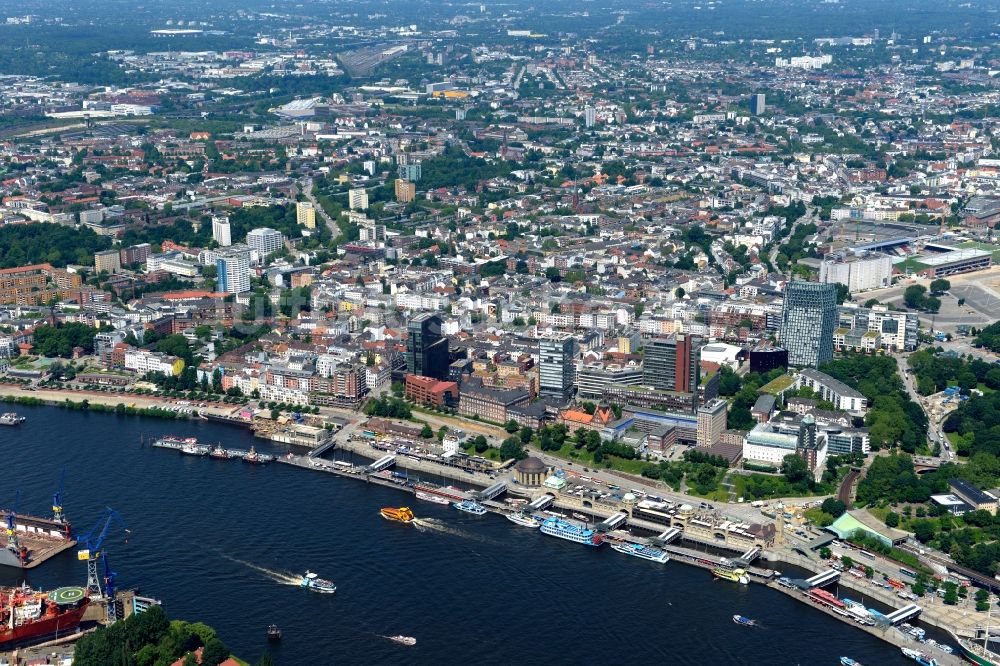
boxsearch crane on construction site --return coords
[77,508,128,599]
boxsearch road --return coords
[301,177,341,237]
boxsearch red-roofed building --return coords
[169,647,241,666]
[405,374,459,408]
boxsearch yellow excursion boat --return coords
[712,566,750,584]
[380,507,416,524]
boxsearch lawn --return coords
[547,441,654,476]
[760,374,796,395]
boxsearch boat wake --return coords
[222,554,301,586]
[412,518,501,545]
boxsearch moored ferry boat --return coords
[901,647,938,666]
[414,490,451,505]
[180,442,210,456]
[712,566,749,584]
[539,516,603,547]
[610,541,669,564]
[209,445,233,459]
[0,585,90,649]
[411,483,466,503]
[380,507,416,524]
[452,500,487,515]
[505,513,541,528]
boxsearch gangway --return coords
[366,455,396,473]
[804,569,840,588]
[596,511,628,533]
[528,494,554,511]
[473,481,507,502]
[309,439,338,459]
[650,527,681,545]
[885,603,922,625]
[740,546,761,562]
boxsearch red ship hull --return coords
[0,598,88,648]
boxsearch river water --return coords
[0,405,912,665]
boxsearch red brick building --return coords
[405,374,459,408]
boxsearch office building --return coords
[819,251,893,293]
[584,106,596,128]
[395,179,416,203]
[795,368,868,415]
[398,163,422,182]
[643,333,701,393]
[216,245,251,294]
[246,228,284,258]
[211,215,232,247]
[94,249,122,274]
[837,304,918,352]
[780,281,836,368]
[577,362,643,400]
[406,313,449,380]
[697,398,728,448]
[348,188,369,211]
[750,93,766,115]
[296,201,316,229]
[538,334,578,401]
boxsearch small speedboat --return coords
[388,635,416,646]
[299,571,336,593]
[732,614,756,627]
[841,657,862,666]
[267,624,282,641]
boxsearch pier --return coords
[885,603,923,626]
[166,441,973,662]
[804,569,841,588]
[595,511,628,533]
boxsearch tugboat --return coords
[209,445,231,460]
[380,507,416,524]
[298,571,336,594]
[732,614,756,627]
[243,446,274,464]
[0,413,25,426]
[267,624,282,642]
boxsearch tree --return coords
[885,511,900,528]
[420,424,433,439]
[841,556,854,569]
[820,498,846,518]
[473,435,489,453]
[781,453,809,485]
[200,638,231,666]
[864,566,874,579]
[437,426,448,441]
[499,437,527,461]
[819,546,832,559]
[930,278,951,295]
[504,419,519,433]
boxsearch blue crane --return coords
[52,469,66,525]
[4,490,24,564]
[101,552,119,623]
[76,508,127,599]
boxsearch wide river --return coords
[0,405,912,664]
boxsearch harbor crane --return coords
[77,508,128,599]
[52,469,66,525]
[102,552,119,623]
[4,490,25,564]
